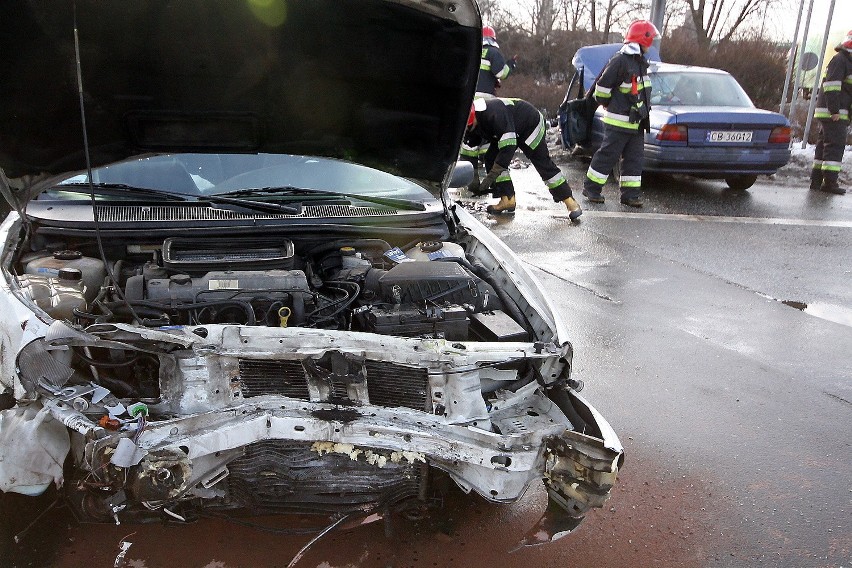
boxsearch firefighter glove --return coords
[480,164,507,194]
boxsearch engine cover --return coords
[145,270,310,302]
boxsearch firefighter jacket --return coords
[592,43,652,133]
[476,42,515,95]
[462,98,547,169]
[815,48,852,122]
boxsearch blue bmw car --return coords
[559,44,792,190]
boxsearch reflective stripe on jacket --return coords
[592,48,651,132]
[815,49,852,121]
[463,98,547,169]
[476,45,514,95]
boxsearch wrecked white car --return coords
[0,0,621,546]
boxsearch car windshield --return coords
[54,153,435,201]
[649,71,754,107]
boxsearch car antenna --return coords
[72,2,143,324]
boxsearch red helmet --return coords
[482,25,496,40]
[467,98,486,127]
[624,20,659,48]
[842,29,852,50]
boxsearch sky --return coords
[767,0,846,44]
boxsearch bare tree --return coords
[679,0,781,47]
[589,0,648,41]
[514,0,557,38]
[478,0,500,26]
[556,0,588,31]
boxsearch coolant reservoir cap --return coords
[53,250,83,261]
[57,267,83,281]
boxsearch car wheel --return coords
[725,175,757,190]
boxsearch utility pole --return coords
[788,0,815,129]
[649,0,666,52]
[802,0,837,149]
[780,0,807,115]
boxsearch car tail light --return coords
[769,125,791,144]
[656,124,688,142]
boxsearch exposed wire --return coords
[286,514,351,568]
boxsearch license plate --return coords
[707,130,752,142]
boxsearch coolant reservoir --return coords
[24,250,105,303]
[404,241,465,262]
[17,269,87,321]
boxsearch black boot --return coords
[820,171,847,195]
[809,168,823,191]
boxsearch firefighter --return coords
[476,25,517,97]
[811,30,852,195]
[582,20,658,207]
[463,97,582,220]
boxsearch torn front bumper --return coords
[3,322,622,540]
[70,387,622,539]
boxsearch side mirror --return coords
[449,161,475,188]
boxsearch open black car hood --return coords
[0,0,480,209]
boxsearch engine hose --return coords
[306,281,360,323]
[306,239,392,259]
[72,346,141,367]
[102,304,176,324]
[504,365,537,392]
[105,299,257,325]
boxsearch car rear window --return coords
[650,71,754,107]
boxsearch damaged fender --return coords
[0,402,71,495]
[523,389,623,546]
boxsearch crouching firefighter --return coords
[462,97,582,220]
[811,29,852,195]
[582,20,658,207]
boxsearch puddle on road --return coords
[780,300,852,327]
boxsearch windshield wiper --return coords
[56,183,302,214]
[214,186,426,211]
[58,183,192,200]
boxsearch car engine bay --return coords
[0,216,621,541]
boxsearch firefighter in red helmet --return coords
[476,25,517,96]
[811,29,852,195]
[582,20,658,207]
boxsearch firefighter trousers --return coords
[484,141,573,202]
[812,118,848,188]
[584,127,644,200]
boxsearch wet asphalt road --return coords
[455,154,852,567]
[5,151,851,568]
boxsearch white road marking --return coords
[554,211,852,228]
